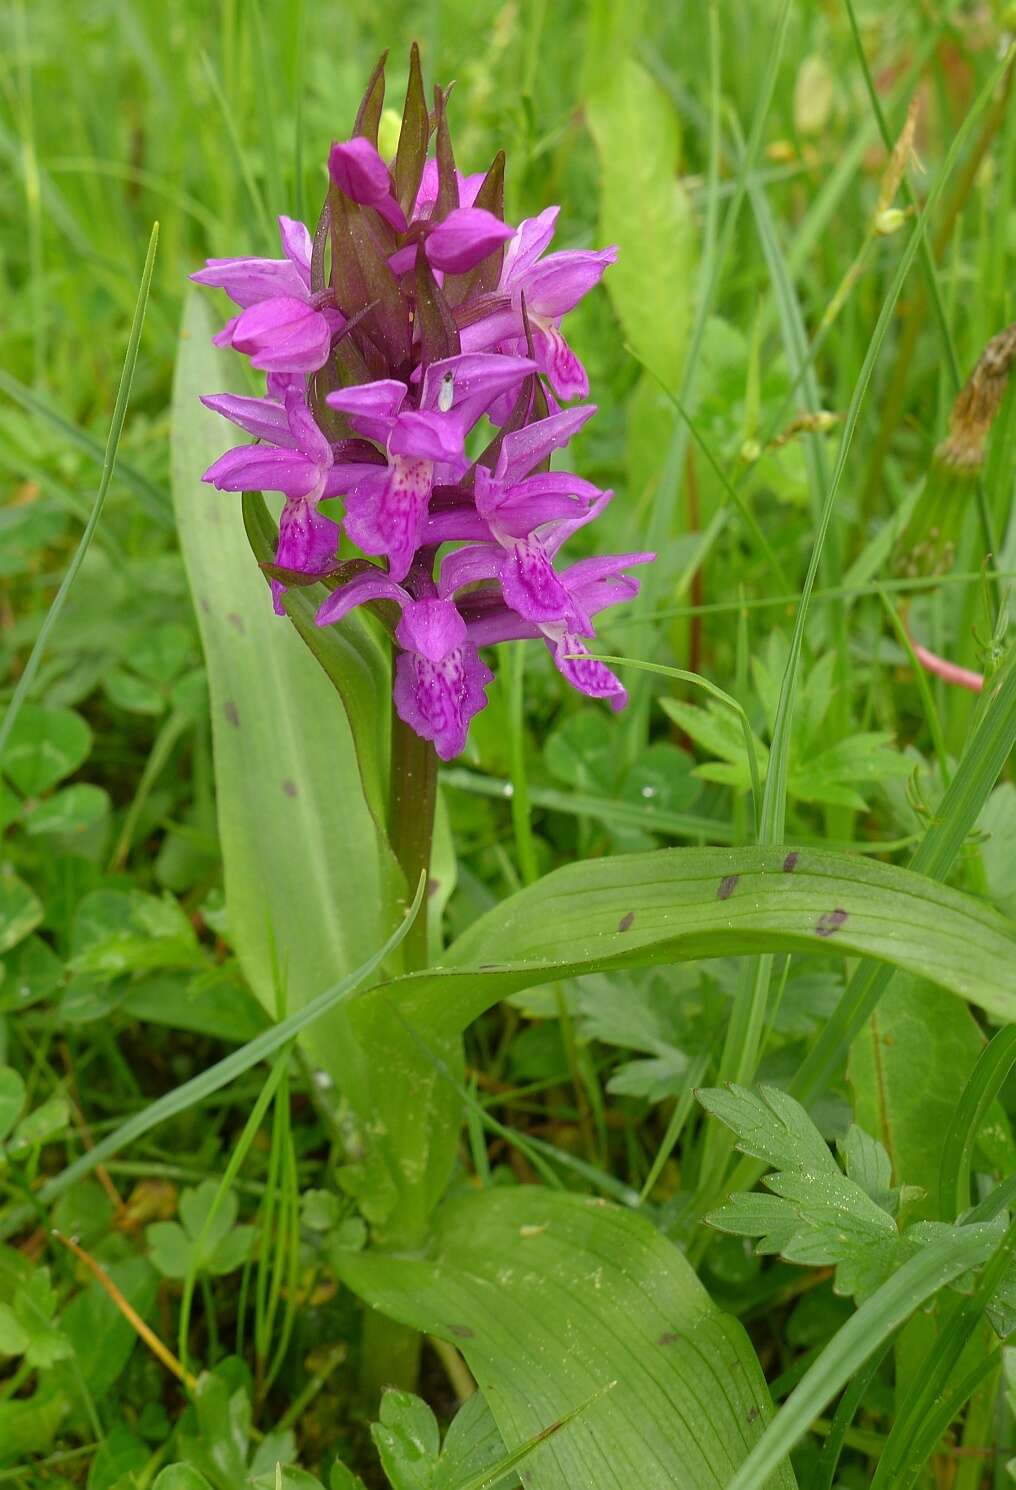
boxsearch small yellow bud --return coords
[377,107,402,162]
[874,207,907,237]
[740,439,762,464]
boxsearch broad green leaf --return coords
[172,294,453,1234]
[340,1187,795,1490]
[347,846,1016,1216]
[86,1423,149,1490]
[0,863,43,954]
[171,290,401,1021]
[358,846,1016,1047]
[0,934,62,1013]
[0,1385,69,1457]
[70,888,202,977]
[372,1389,440,1490]
[119,972,269,1043]
[176,1370,253,1489]
[587,58,694,391]
[0,703,91,795]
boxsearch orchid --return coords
[192,46,652,760]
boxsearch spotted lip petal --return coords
[393,599,494,761]
[344,457,435,582]
[271,500,340,615]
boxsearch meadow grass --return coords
[1,0,1015,1485]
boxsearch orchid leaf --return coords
[171,291,411,1190]
[348,846,1016,1208]
[340,1187,795,1490]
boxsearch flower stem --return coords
[358,715,437,1402]
[387,714,437,971]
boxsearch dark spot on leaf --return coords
[427,877,440,898]
[447,1323,474,1339]
[746,1405,759,1424]
[224,701,240,728]
[282,779,297,798]
[199,598,211,614]
[227,611,246,634]
[783,851,799,873]
[717,874,739,900]
[618,911,635,933]
[658,1331,681,1346]
[816,907,848,937]
[478,964,499,972]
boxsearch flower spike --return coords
[191,46,650,758]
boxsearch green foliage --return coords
[0,1268,72,1369]
[342,1187,795,1490]
[146,1181,257,1279]
[1,0,1015,1484]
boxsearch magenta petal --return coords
[328,138,408,232]
[271,498,340,614]
[388,409,465,465]
[190,257,308,309]
[315,569,410,627]
[285,387,332,466]
[395,597,467,662]
[502,206,560,288]
[200,394,295,447]
[549,632,628,711]
[414,161,485,217]
[420,352,536,430]
[475,468,602,536]
[212,314,241,348]
[326,379,408,421]
[524,246,618,317]
[329,137,391,201]
[534,324,589,401]
[436,543,502,598]
[496,405,597,485]
[202,446,318,498]
[277,216,313,283]
[344,457,434,582]
[231,298,334,373]
[457,307,523,354]
[424,208,516,274]
[500,537,575,625]
[393,604,494,760]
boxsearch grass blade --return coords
[38,873,425,1204]
[0,222,159,760]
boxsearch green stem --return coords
[387,713,438,971]
[358,714,438,1401]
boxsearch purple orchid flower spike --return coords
[316,572,493,759]
[193,47,650,760]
